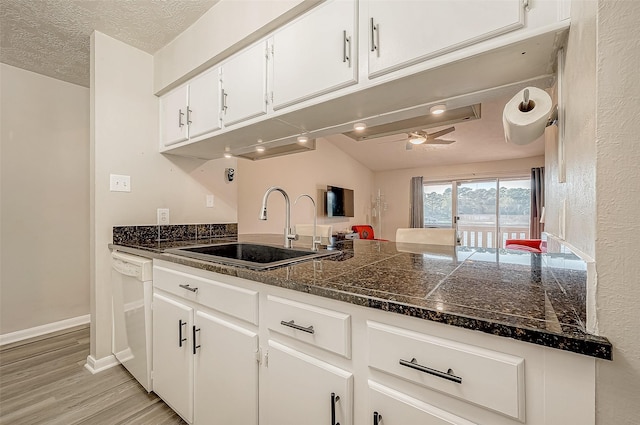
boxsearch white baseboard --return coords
[0,314,91,346]
[85,354,120,374]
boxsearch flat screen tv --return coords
[326,186,354,217]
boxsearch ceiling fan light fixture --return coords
[409,135,426,145]
[430,104,447,115]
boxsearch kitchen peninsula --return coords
[110,224,610,424]
[111,225,611,360]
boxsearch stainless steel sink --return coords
[166,242,339,270]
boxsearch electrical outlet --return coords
[157,208,170,225]
[206,195,214,208]
[110,174,131,192]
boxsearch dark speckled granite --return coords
[110,232,612,360]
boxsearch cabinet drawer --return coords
[153,265,258,325]
[369,380,477,425]
[367,321,524,421]
[265,295,351,358]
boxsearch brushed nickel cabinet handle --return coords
[280,320,314,334]
[179,284,198,293]
[399,358,462,384]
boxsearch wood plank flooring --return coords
[0,325,186,425]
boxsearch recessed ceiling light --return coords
[257,138,263,143]
[353,122,367,131]
[297,135,309,143]
[256,146,266,152]
[223,153,232,158]
[430,104,447,115]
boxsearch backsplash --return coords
[113,223,238,245]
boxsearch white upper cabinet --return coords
[271,0,358,110]
[366,0,525,78]
[187,68,222,139]
[160,85,189,146]
[160,68,222,147]
[221,41,269,126]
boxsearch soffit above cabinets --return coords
[341,104,481,142]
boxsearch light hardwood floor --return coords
[0,325,186,425]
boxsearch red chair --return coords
[351,225,388,241]
[505,239,546,253]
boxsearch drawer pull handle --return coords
[280,320,315,334]
[399,358,462,384]
[373,411,382,425]
[178,320,187,347]
[331,392,340,425]
[179,284,198,293]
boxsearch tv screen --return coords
[326,186,354,217]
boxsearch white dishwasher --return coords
[112,251,153,391]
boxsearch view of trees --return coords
[424,184,531,226]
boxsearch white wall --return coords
[0,64,90,334]
[90,32,238,363]
[545,0,640,422]
[374,156,544,241]
[153,0,320,93]
[237,138,374,235]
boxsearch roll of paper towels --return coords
[503,87,553,145]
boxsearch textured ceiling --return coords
[0,0,218,87]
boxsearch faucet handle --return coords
[287,233,299,241]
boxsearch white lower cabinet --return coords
[193,310,259,425]
[150,260,596,425]
[265,340,353,425]
[152,270,259,425]
[152,293,193,422]
[368,380,477,425]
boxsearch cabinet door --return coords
[271,0,357,110]
[152,293,194,423]
[368,381,478,425]
[194,311,259,425]
[222,41,268,126]
[266,340,353,425]
[367,0,524,78]
[188,67,222,139]
[160,85,189,146]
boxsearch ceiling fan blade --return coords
[425,138,455,145]
[426,126,455,139]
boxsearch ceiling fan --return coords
[404,126,456,150]
[377,126,456,150]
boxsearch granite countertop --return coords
[110,232,612,360]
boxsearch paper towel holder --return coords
[520,89,535,112]
[546,104,559,127]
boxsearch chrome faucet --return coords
[295,194,321,251]
[259,186,298,248]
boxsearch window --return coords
[423,177,531,248]
[423,183,452,227]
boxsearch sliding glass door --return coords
[457,180,498,248]
[423,177,531,248]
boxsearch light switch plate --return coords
[206,195,214,208]
[110,174,131,192]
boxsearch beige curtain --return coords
[530,167,545,238]
[410,176,424,228]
